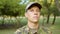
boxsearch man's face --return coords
[25,6,40,23]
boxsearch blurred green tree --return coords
[0,0,21,25]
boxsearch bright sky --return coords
[20,0,29,4]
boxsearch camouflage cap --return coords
[25,2,42,12]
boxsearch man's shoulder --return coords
[15,26,26,34]
[40,26,52,34]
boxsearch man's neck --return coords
[27,21,39,29]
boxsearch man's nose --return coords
[34,11,38,15]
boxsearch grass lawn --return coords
[0,29,16,34]
[46,17,60,34]
[0,17,60,34]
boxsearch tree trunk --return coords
[52,15,56,25]
[46,14,50,24]
[46,9,50,24]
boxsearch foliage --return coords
[0,0,21,16]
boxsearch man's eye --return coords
[36,10,40,12]
[30,9,34,12]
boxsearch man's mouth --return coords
[33,16,38,19]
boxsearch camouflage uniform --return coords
[15,25,52,34]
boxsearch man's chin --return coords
[32,20,38,23]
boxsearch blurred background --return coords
[0,0,60,34]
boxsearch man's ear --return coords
[25,13,28,18]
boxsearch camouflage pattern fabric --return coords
[15,25,52,34]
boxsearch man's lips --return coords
[33,16,38,19]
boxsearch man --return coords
[15,2,52,34]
